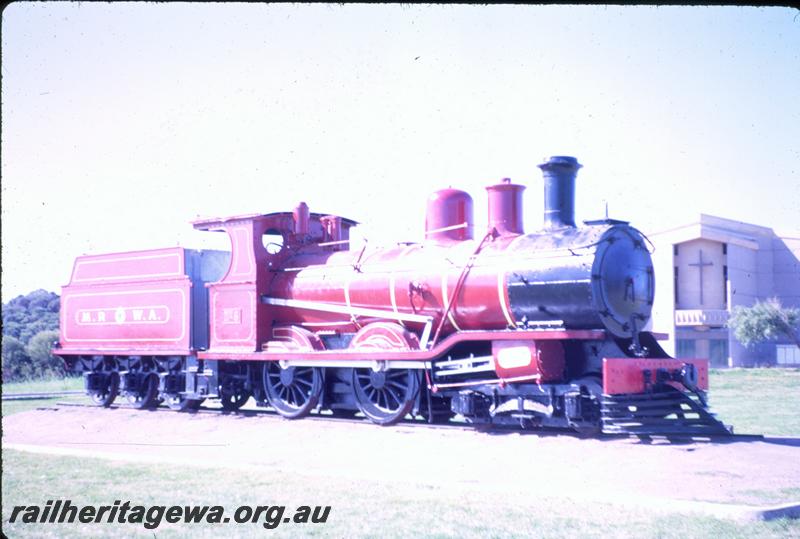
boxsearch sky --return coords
[2,3,799,302]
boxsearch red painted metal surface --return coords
[193,212,359,352]
[425,188,474,242]
[204,217,270,352]
[492,340,564,382]
[55,348,195,357]
[191,208,628,357]
[67,247,186,285]
[263,326,325,353]
[199,329,605,362]
[350,322,420,350]
[602,357,709,395]
[59,248,192,353]
[486,178,525,236]
[266,236,521,340]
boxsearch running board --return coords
[601,387,733,436]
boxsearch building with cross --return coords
[647,214,800,367]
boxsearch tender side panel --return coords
[60,248,195,352]
[602,357,709,395]
[60,280,192,352]
[69,248,185,285]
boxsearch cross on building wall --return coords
[688,249,714,305]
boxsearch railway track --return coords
[48,400,475,431]
[2,391,85,401]
[42,399,765,442]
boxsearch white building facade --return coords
[647,215,800,367]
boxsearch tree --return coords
[727,298,800,349]
[26,330,64,378]
[2,289,60,343]
[2,335,32,382]
[2,290,62,381]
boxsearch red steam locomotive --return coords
[55,156,730,435]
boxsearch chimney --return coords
[486,178,525,235]
[537,156,582,229]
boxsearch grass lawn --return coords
[708,368,800,437]
[2,376,85,417]
[4,369,798,436]
[2,449,799,539]
[2,376,84,394]
[2,369,798,537]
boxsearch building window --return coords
[709,339,729,368]
[674,266,679,306]
[722,265,728,308]
[722,243,727,255]
[777,345,800,366]
[674,244,679,256]
[676,339,695,358]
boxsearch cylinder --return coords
[538,156,582,229]
[486,178,525,235]
[425,188,474,242]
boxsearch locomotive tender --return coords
[56,156,730,435]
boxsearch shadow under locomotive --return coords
[54,155,732,437]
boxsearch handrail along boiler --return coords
[55,156,730,435]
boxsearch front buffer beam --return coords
[601,357,731,436]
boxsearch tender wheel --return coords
[352,368,420,426]
[164,394,204,411]
[126,373,160,409]
[263,363,323,419]
[89,371,119,407]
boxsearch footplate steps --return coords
[601,387,733,436]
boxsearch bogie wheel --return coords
[352,368,420,426]
[90,371,120,408]
[164,394,205,411]
[126,373,160,409]
[264,363,323,419]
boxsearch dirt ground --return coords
[3,405,800,509]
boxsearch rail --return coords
[42,401,765,441]
[2,391,85,401]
